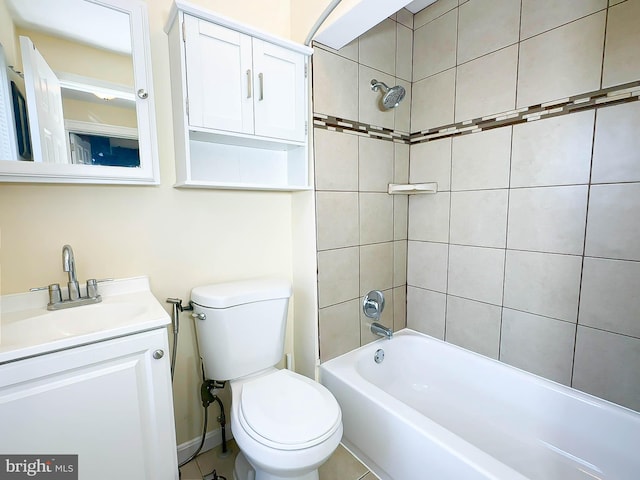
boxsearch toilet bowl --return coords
[190,278,343,480]
[230,368,342,480]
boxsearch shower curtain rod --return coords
[304,0,342,46]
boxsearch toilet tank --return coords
[190,278,292,381]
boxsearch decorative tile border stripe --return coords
[410,80,640,145]
[313,80,640,145]
[312,114,411,144]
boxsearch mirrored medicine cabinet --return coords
[0,0,160,184]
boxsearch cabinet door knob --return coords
[258,72,264,101]
[246,69,252,98]
[137,88,148,99]
[153,349,165,360]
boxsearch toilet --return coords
[190,278,343,480]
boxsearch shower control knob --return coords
[363,290,385,320]
[191,312,206,320]
[153,349,164,360]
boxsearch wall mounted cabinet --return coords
[166,2,313,190]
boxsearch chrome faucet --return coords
[30,245,104,310]
[371,322,393,340]
[363,290,393,339]
[63,244,80,301]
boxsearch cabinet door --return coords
[0,330,178,480]
[252,39,306,143]
[20,36,69,163]
[184,15,253,134]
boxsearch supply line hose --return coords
[166,298,228,471]
[178,361,209,468]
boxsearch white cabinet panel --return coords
[184,15,253,134]
[184,16,306,143]
[253,40,306,142]
[20,36,69,164]
[0,329,178,480]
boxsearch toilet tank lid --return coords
[191,278,292,308]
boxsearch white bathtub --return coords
[320,328,640,480]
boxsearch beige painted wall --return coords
[290,0,330,44]
[0,0,329,445]
[187,0,292,38]
[0,0,17,65]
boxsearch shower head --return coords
[371,79,406,109]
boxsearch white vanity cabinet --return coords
[0,329,178,480]
[166,2,313,190]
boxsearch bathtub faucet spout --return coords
[371,322,393,339]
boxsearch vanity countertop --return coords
[0,276,170,364]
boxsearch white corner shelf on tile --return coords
[166,1,313,191]
[388,182,438,194]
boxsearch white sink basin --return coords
[0,276,170,363]
[1,302,147,347]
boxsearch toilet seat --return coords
[238,369,341,451]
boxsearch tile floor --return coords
[179,439,376,480]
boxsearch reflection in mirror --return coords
[0,0,159,183]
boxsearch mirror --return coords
[0,0,159,184]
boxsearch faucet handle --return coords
[48,284,62,304]
[86,279,98,298]
[363,290,385,320]
[30,284,62,305]
[29,286,49,292]
[86,278,111,298]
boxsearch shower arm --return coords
[371,80,390,93]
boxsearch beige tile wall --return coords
[312,0,640,413]
[408,0,640,411]
[312,12,412,362]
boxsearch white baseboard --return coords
[177,424,234,465]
